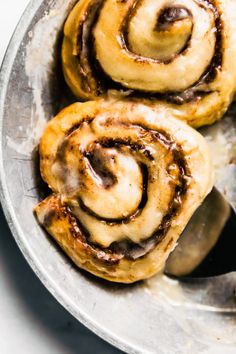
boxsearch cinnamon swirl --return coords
[35,101,214,283]
[62,0,236,127]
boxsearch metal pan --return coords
[1,1,236,353]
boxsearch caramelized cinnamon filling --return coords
[74,0,222,103]
[157,6,192,31]
[46,123,189,262]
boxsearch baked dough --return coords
[62,0,236,128]
[35,100,214,283]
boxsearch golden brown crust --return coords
[35,195,122,266]
[62,0,236,128]
[35,101,214,283]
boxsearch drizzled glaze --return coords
[73,0,222,103]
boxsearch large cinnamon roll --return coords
[62,0,236,128]
[35,100,214,283]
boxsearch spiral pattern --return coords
[62,0,236,127]
[35,101,213,283]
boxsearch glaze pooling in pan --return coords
[35,101,213,283]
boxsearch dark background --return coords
[0,2,124,352]
[0,206,123,354]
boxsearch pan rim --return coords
[0,1,138,353]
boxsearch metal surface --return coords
[165,187,236,278]
[1,1,236,353]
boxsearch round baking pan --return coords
[1,1,236,353]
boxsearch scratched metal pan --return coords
[1,1,236,353]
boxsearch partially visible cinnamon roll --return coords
[35,101,213,283]
[62,0,236,128]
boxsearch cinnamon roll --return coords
[62,0,236,128]
[35,101,214,283]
